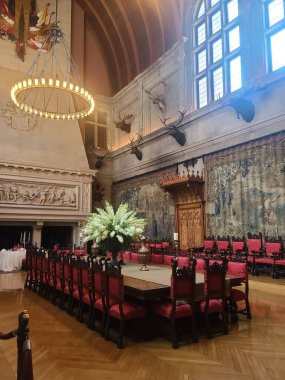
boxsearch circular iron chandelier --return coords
[10,2,95,120]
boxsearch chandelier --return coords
[10,1,95,121]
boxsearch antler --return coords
[159,109,187,146]
[128,133,143,160]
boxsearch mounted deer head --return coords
[129,134,143,161]
[160,109,187,146]
[114,113,133,133]
[145,80,167,113]
[228,97,255,123]
[88,146,110,169]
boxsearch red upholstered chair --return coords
[246,233,263,275]
[68,256,80,315]
[52,252,63,305]
[177,256,190,267]
[196,258,205,271]
[198,258,228,338]
[227,258,252,321]
[130,252,140,262]
[91,257,107,335]
[256,236,284,278]
[105,261,146,348]
[232,236,245,254]
[204,236,215,250]
[123,250,131,261]
[153,258,197,348]
[74,249,86,256]
[77,256,93,322]
[161,241,170,249]
[217,236,229,251]
[151,253,164,265]
[163,254,176,266]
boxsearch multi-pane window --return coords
[85,110,108,151]
[194,0,242,108]
[264,0,285,72]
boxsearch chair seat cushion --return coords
[108,302,146,320]
[153,301,193,319]
[83,293,91,305]
[56,282,62,291]
[276,260,285,265]
[231,288,246,302]
[199,299,223,313]
[73,289,80,300]
[255,258,274,264]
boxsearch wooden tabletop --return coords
[122,262,243,301]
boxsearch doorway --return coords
[0,226,33,250]
[41,226,73,249]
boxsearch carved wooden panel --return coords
[177,202,204,249]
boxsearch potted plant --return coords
[82,201,145,263]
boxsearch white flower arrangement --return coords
[82,202,145,255]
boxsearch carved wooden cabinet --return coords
[161,175,205,249]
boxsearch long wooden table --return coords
[122,263,243,301]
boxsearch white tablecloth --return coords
[0,249,26,272]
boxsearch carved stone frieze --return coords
[0,181,78,208]
[82,183,91,213]
[0,100,38,131]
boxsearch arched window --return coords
[193,0,242,109]
[264,0,285,72]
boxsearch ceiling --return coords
[76,0,187,95]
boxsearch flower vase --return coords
[138,238,150,271]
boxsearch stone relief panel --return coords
[0,100,38,131]
[82,183,91,213]
[0,181,78,208]
[205,132,285,237]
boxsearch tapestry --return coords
[113,169,176,240]
[205,133,285,237]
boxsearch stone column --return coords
[33,222,43,247]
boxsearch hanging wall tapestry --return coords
[0,0,54,61]
[205,132,285,237]
[113,168,176,241]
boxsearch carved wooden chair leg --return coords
[170,317,178,349]
[245,298,252,320]
[118,319,124,349]
[205,311,212,339]
[222,308,228,335]
[191,315,198,343]
[105,313,110,340]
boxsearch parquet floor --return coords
[1,272,285,380]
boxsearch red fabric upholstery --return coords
[255,257,274,264]
[74,249,86,256]
[123,251,131,261]
[170,275,194,300]
[151,254,164,264]
[131,252,140,262]
[94,296,116,311]
[153,302,193,319]
[155,243,162,249]
[196,259,205,271]
[276,260,285,265]
[108,276,124,301]
[265,242,281,255]
[108,302,146,320]
[56,282,62,291]
[199,299,223,313]
[217,241,228,250]
[162,242,170,248]
[247,239,261,252]
[227,262,248,280]
[73,289,80,300]
[204,240,214,249]
[83,293,91,305]
[94,271,105,293]
[232,241,244,252]
[177,256,190,267]
[231,288,245,302]
[163,255,175,266]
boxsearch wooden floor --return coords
[1,272,285,380]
